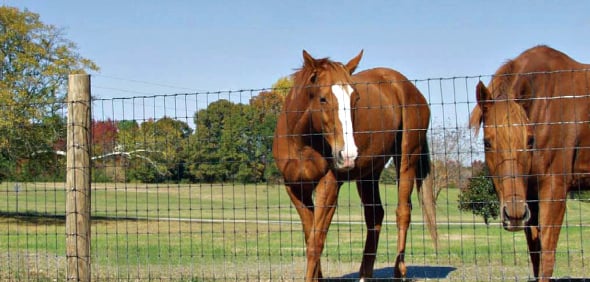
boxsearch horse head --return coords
[470,81,534,231]
[289,50,363,171]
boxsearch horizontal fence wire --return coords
[0,72,589,281]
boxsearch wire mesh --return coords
[0,73,589,281]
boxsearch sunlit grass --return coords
[1,181,589,280]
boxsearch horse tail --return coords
[417,142,438,249]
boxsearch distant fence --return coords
[0,73,589,281]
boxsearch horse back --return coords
[350,68,430,177]
[352,67,430,130]
[507,46,590,189]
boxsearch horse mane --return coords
[489,60,516,99]
[469,59,517,136]
[292,57,351,87]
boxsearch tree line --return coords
[2,82,289,184]
[0,6,289,184]
[1,6,511,222]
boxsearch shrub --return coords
[458,166,499,224]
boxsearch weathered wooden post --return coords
[66,74,91,281]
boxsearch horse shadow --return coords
[323,265,456,281]
[545,279,590,282]
[323,266,589,282]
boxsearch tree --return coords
[251,77,291,183]
[90,119,119,181]
[150,117,192,181]
[458,165,499,224]
[187,100,244,182]
[92,119,118,156]
[0,7,98,180]
[428,124,477,198]
[124,117,191,183]
[185,77,289,183]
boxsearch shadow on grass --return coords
[0,211,65,225]
[0,211,143,225]
[322,265,456,281]
[323,266,590,282]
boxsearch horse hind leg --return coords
[537,181,567,281]
[356,179,385,279]
[394,166,417,279]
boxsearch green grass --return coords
[1,181,589,281]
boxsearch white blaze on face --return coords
[331,84,358,167]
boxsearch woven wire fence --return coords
[1,74,589,281]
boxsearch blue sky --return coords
[4,1,590,128]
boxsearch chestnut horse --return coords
[470,45,590,281]
[273,50,437,281]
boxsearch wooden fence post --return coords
[66,74,91,281]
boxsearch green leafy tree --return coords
[185,77,288,183]
[152,117,192,181]
[116,120,139,151]
[0,7,98,181]
[125,117,191,183]
[458,165,500,224]
[187,100,243,182]
[220,103,252,182]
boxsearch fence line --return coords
[1,71,589,281]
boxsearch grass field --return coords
[1,181,589,281]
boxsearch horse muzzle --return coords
[501,202,531,232]
[334,149,358,171]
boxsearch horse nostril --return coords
[503,203,531,221]
[337,150,347,162]
[523,203,531,222]
[503,205,510,219]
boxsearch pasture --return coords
[1,181,589,281]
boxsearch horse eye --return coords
[310,72,317,83]
[527,136,535,149]
[319,97,327,104]
[483,139,492,151]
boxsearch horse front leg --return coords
[356,179,385,280]
[536,179,567,282]
[524,186,541,278]
[524,205,541,278]
[305,171,341,281]
[285,183,317,280]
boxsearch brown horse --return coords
[272,50,437,281]
[470,45,590,281]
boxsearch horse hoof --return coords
[394,262,407,278]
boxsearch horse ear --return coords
[476,81,492,113]
[302,50,318,83]
[469,81,490,136]
[302,50,316,68]
[345,50,363,74]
